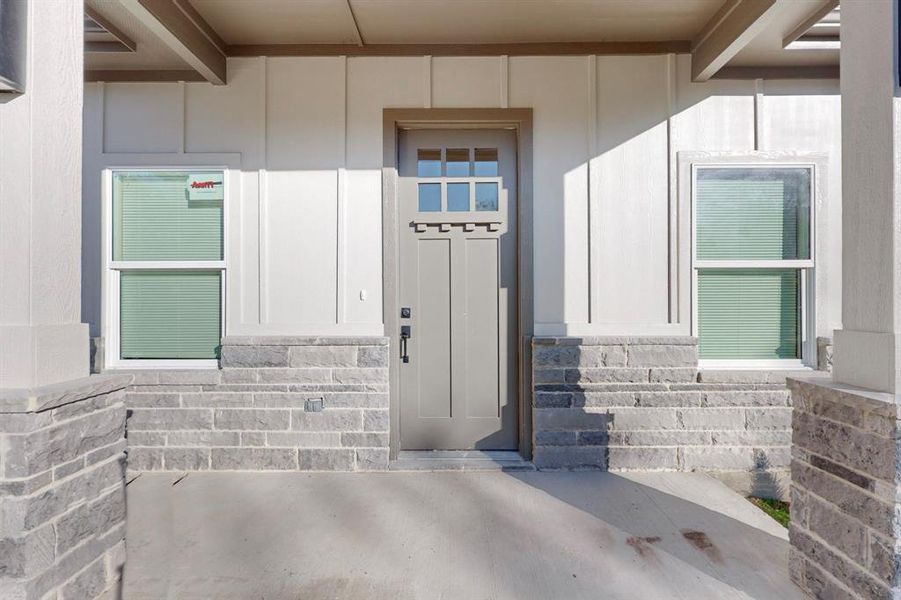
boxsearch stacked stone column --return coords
[788,1,901,597]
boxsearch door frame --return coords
[382,108,534,460]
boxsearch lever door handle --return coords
[400,325,411,363]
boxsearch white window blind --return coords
[695,167,812,361]
[111,170,225,362]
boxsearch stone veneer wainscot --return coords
[0,374,131,600]
[124,337,389,472]
[533,336,811,495]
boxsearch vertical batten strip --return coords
[666,52,679,324]
[500,55,509,108]
[423,55,432,108]
[754,78,765,151]
[336,56,348,324]
[177,80,186,153]
[100,82,107,154]
[258,56,269,324]
[587,54,599,324]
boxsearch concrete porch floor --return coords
[123,471,804,600]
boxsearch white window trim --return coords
[102,166,229,370]
[690,160,817,370]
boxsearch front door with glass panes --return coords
[398,129,518,450]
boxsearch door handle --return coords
[400,325,411,363]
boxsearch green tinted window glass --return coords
[696,168,810,261]
[698,269,799,360]
[120,270,221,360]
[113,171,223,261]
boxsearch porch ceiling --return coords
[84,0,841,84]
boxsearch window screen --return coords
[112,170,224,361]
[695,167,812,361]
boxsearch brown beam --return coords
[712,65,839,79]
[119,0,226,84]
[85,5,136,52]
[226,41,692,58]
[783,0,839,48]
[85,69,207,83]
[691,0,785,82]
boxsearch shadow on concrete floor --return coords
[122,470,803,600]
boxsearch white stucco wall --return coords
[81,55,842,341]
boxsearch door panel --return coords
[398,128,517,450]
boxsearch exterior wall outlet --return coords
[304,398,324,412]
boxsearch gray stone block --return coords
[181,393,253,408]
[219,346,289,368]
[682,447,754,470]
[533,447,606,470]
[331,368,389,384]
[297,449,355,471]
[627,345,697,367]
[56,488,124,556]
[565,368,648,384]
[340,432,389,447]
[165,431,240,447]
[362,410,390,432]
[807,494,867,564]
[355,448,389,471]
[267,432,341,447]
[291,409,362,432]
[59,554,107,600]
[163,448,210,471]
[745,408,792,430]
[534,408,612,432]
[608,447,678,470]
[534,431,577,446]
[214,409,289,431]
[607,408,678,431]
[256,369,332,384]
[128,409,212,431]
[125,392,180,408]
[241,431,267,446]
[649,368,698,383]
[678,408,745,430]
[0,525,55,578]
[210,448,297,470]
[357,346,389,368]
[127,447,163,471]
[289,346,358,368]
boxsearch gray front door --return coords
[398,129,518,450]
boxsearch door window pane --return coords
[446,148,470,177]
[696,168,811,261]
[698,269,800,360]
[474,148,498,176]
[113,171,223,261]
[447,183,470,211]
[417,149,441,177]
[418,183,441,212]
[120,270,221,359]
[475,182,498,211]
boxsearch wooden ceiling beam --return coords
[118,0,226,84]
[691,0,785,82]
[226,41,692,58]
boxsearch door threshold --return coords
[389,450,535,472]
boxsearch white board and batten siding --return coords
[82,55,842,340]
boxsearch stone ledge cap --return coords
[533,336,698,346]
[222,336,390,347]
[0,373,133,414]
[788,374,900,409]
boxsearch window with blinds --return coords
[111,170,224,362]
[694,167,812,362]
